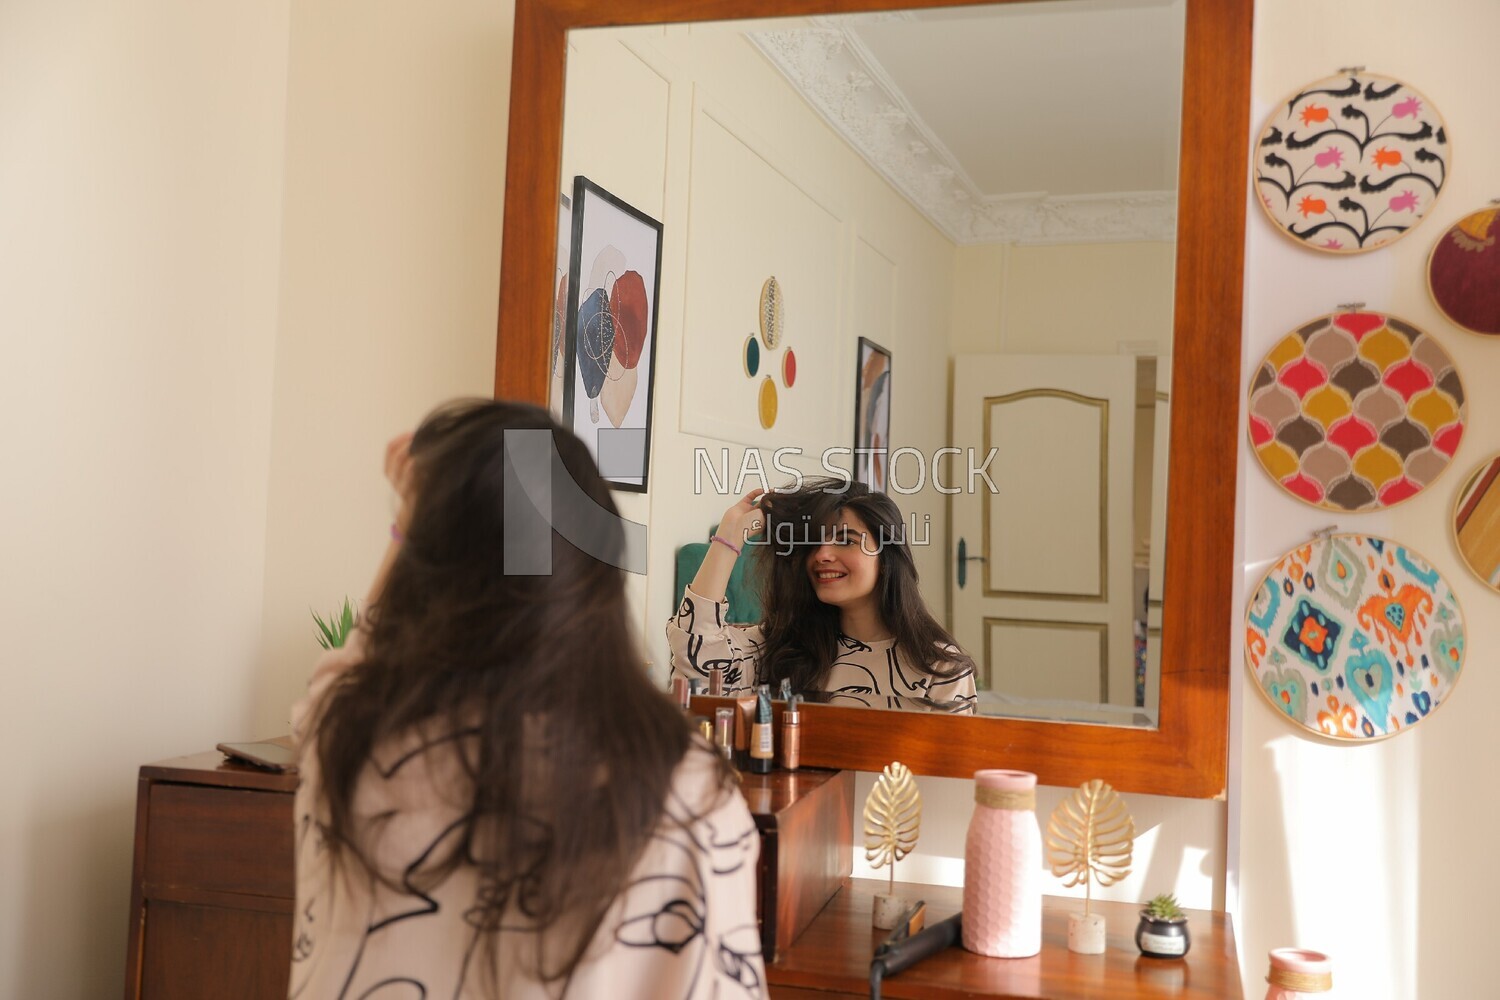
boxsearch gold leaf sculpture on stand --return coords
[1045,779,1135,954]
[864,761,921,929]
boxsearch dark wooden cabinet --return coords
[123,750,297,1000]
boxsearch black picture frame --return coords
[561,176,664,492]
[853,336,892,490]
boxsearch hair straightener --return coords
[869,902,963,1000]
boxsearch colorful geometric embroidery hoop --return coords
[1427,206,1500,337]
[1245,533,1466,742]
[1254,72,1449,254]
[1247,310,1467,511]
[744,333,761,378]
[1452,452,1500,592]
[758,375,778,429]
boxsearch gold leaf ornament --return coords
[1045,779,1135,914]
[863,761,921,891]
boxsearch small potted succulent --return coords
[1136,893,1190,959]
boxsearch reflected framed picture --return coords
[548,192,571,421]
[854,337,891,491]
[561,176,663,492]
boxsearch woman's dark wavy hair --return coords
[753,477,972,694]
[310,398,727,988]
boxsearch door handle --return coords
[956,538,985,589]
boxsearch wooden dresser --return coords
[123,749,297,1000]
[124,751,1240,999]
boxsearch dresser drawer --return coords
[143,782,294,900]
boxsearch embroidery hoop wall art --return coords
[1247,310,1466,511]
[1452,452,1500,591]
[1245,533,1466,742]
[1254,72,1449,254]
[1427,205,1500,337]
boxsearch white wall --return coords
[0,0,512,993]
[0,2,290,994]
[253,0,513,733]
[1235,1,1500,996]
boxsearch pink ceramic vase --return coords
[1264,948,1332,999]
[961,769,1041,958]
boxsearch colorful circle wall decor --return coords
[758,376,778,429]
[1452,453,1500,591]
[1427,207,1500,336]
[744,334,761,377]
[1246,534,1466,742]
[1247,310,1466,511]
[1254,72,1448,253]
[782,348,797,388]
[759,277,784,348]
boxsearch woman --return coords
[667,479,976,713]
[290,399,764,999]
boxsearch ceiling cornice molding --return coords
[747,20,1176,246]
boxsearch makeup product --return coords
[708,667,725,696]
[689,677,704,699]
[672,675,691,711]
[733,694,757,769]
[778,678,792,701]
[750,684,774,774]
[695,715,713,744]
[779,694,801,771]
[714,708,734,760]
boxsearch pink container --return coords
[1264,948,1332,999]
[962,769,1041,958]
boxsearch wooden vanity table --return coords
[767,879,1241,999]
[124,750,1241,1000]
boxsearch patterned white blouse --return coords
[290,633,766,999]
[666,587,978,713]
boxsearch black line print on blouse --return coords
[615,801,764,1000]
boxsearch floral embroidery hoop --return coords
[1246,310,1467,511]
[1254,72,1449,254]
[1245,533,1466,742]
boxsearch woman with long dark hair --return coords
[291,399,764,999]
[667,478,976,713]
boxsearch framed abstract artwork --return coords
[1254,72,1448,254]
[548,192,571,421]
[1245,533,1466,742]
[854,337,891,490]
[561,176,664,492]
[1246,310,1466,511]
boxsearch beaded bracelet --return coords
[710,534,741,556]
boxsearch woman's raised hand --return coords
[384,432,416,534]
[717,488,766,547]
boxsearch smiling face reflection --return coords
[806,511,882,615]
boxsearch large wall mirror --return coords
[496,0,1251,798]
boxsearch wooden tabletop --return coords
[140,737,299,793]
[768,878,1241,999]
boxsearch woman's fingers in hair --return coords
[384,432,416,527]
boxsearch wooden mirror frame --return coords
[495,0,1251,798]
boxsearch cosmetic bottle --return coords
[778,678,792,701]
[749,685,774,774]
[779,695,801,771]
[694,715,713,744]
[708,667,725,696]
[714,708,734,760]
[671,675,690,711]
[733,694,757,768]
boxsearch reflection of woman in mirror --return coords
[667,478,976,713]
[290,400,764,999]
